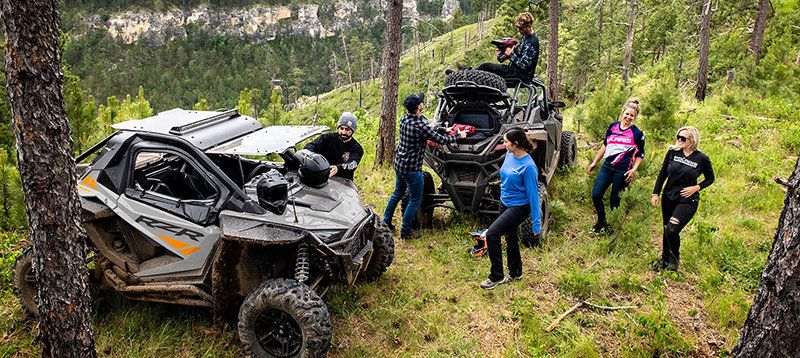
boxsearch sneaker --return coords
[455,61,470,71]
[401,231,420,240]
[590,222,609,234]
[445,68,455,76]
[652,259,666,272]
[506,273,523,282]
[480,276,508,290]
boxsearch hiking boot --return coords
[455,61,470,71]
[445,68,455,76]
[480,276,508,290]
[506,273,523,282]
[383,219,395,231]
[401,231,420,240]
[590,221,609,234]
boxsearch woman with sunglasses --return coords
[651,126,715,272]
[588,98,645,233]
[480,128,541,290]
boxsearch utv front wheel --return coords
[519,181,550,247]
[238,279,332,358]
[359,220,395,283]
[12,246,38,317]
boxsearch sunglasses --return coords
[516,24,528,30]
[676,135,688,142]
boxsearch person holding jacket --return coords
[652,126,715,272]
[480,128,541,290]
[587,98,645,233]
[383,92,467,240]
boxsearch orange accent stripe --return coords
[80,176,98,190]
[157,233,190,249]
[180,247,201,255]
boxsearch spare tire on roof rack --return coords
[445,69,507,92]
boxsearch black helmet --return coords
[295,149,330,188]
[256,169,289,215]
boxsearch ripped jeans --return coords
[660,196,698,262]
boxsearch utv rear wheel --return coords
[359,220,395,283]
[400,171,435,229]
[519,181,550,247]
[12,246,38,317]
[558,131,577,169]
[445,69,507,92]
[238,279,332,358]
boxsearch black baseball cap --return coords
[404,92,425,112]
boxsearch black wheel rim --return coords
[254,308,303,357]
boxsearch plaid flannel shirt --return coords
[394,113,460,174]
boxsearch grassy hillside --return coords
[2,11,799,358]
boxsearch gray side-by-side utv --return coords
[13,108,394,358]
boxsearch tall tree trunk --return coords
[1,1,97,357]
[621,0,637,85]
[749,0,770,67]
[342,33,354,92]
[597,0,604,64]
[695,0,712,102]
[732,159,800,357]
[547,0,560,109]
[375,0,403,166]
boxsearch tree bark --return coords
[694,0,712,102]
[732,158,800,357]
[1,0,97,357]
[622,0,637,85]
[547,0,560,110]
[375,0,403,166]
[749,0,770,67]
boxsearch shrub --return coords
[584,79,630,142]
[642,73,681,141]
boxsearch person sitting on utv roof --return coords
[383,92,468,240]
[303,112,364,181]
[446,12,539,82]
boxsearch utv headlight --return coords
[315,230,346,243]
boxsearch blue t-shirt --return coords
[499,152,541,233]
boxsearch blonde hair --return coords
[516,13,533,27]
[673,126,700,152]
[619,98,641,122]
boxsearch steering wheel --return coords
[246,164,270,183]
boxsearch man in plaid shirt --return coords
[383,92,467,239]
[451,12,540,82]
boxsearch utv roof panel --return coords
[206,125,329,156]
[112,108,263,150]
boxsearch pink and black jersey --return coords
[602,122,645,170]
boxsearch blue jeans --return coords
[591,161,629,224]
[383,171,424,235]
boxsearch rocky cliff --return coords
[80,0,461,46]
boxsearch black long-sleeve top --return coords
[652,148,715,203]
[303,133,363,180]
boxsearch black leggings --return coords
[660,196,698,262]
[486,203,530,281]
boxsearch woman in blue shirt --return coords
[481,128,541,290]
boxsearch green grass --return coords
[0,18,796,358]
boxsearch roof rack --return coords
[168,109,240,135]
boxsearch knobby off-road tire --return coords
[400,171,435,229]
[359,220,395,283]
[12,246,38,317]
[519,181,550,247]
[238,279,332,358]
[558,131,577,169]
[445,69,508,92]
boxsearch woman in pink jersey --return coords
[587,99,645,233]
